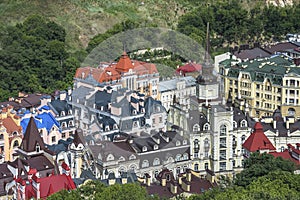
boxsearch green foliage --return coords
[48,181,158,200]
[0,14,79,101]
[177,1,300,49]
[235,152,296,187]
[189,153,299,200]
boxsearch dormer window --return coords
[153,158,160,166]
[141,108,145,113]
[183,140,187,145]
[129,154,136,160]
[176,140,181,146]
[133,121,138,128]
[69,120,74,127]
[119,156,125,161]
[113,124,118,130]
[68,110,72,115]
[153,144,158,150]
[105,126,110,132]
[13,140,19,148]
[107,154,114,161]
[101,106,104,111]
[233,121,237,128]
[193,124,200,132]
[36,143,40,153]
[203,123,210,131]
[132,110,137,115]
[241,120,247,127]
[61,111,65,116]
[142,146,147,152]
[62,122,67,128]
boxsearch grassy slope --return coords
[0,0,298,51]
[0,0,189,51]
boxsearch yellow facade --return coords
[221,56,300,118]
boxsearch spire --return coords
[20,117,45,153]
[196,22,217,84]
[204,22,210,65]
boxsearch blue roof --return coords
[21,112,61,134]
[39,105,51,111]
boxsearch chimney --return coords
[60,91,67,101]
[186,169,192,182]
[121,173,128,184]
[161,176,166,187]
[170,182,178,194]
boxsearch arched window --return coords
[107,154,114,161]
[153,158,160,166]
[288,108,296,116]
[176,140,181,146]
[142,146,147,152]
[13,140,19,148]
[220,125,227,136]
[241,135,246,143]
[36,143,40,152]
[281,146,285,152]
[183,153,188,160]
[153,144,158,150]
[233,121,237,128]
[193,124,200,132]
[203,123,210,131]
[175,154,181,161]
[241,120,247,127]
[142,160,149,168]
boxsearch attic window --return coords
[241,120,247,127]
[62,122,67,128]
[193,124,200,132]
[153,144,158,150]
[36,143,40,153]
[133,121,138,128]
[203,123,210,131]
[105,126,110,132]
[129,154,136,160]
[69,120,74,127]
[113,124,118,130]
[61,111,65,116]
[68,110,72,115]
[176,140,181,146]
[141,108,145,113]
[142,146,147,152]
[119,156,125,161]
[132,110,137,115]
[107,154,114,161]
[183,140,187,145]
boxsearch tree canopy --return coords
[0,14,79,101]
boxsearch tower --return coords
[196,22,220,106]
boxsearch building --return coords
[143,168,216,199]
[158,76,196,111]
[175,62,202,77]
[70,86,167,138]
[242,122,276,157]
[220,54,300,118]
[74,52,159,98]
[0,105,22,162]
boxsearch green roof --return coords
[226,55,298,85]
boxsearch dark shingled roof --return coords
[20,117,46,152]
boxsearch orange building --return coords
[75,52,159,98]
[0,105,22,162]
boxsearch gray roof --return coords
[187,110,208,132]
[234,47,271,60]
[158,76,196,93]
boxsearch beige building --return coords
[220,55,300,118]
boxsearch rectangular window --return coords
[62,132,66,138]
[52,136,56,143]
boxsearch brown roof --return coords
[1,117,22,134]
[20,117,46,152]
[73,129,84,147]
[263,42,299,54]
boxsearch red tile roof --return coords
[243,122,276,152]
[1,117,22,134]
[269,149,300,165]
[74,52,158,83]
[176,62,202,76]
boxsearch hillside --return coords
[0,0,189,50]
[1,0,297,51]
